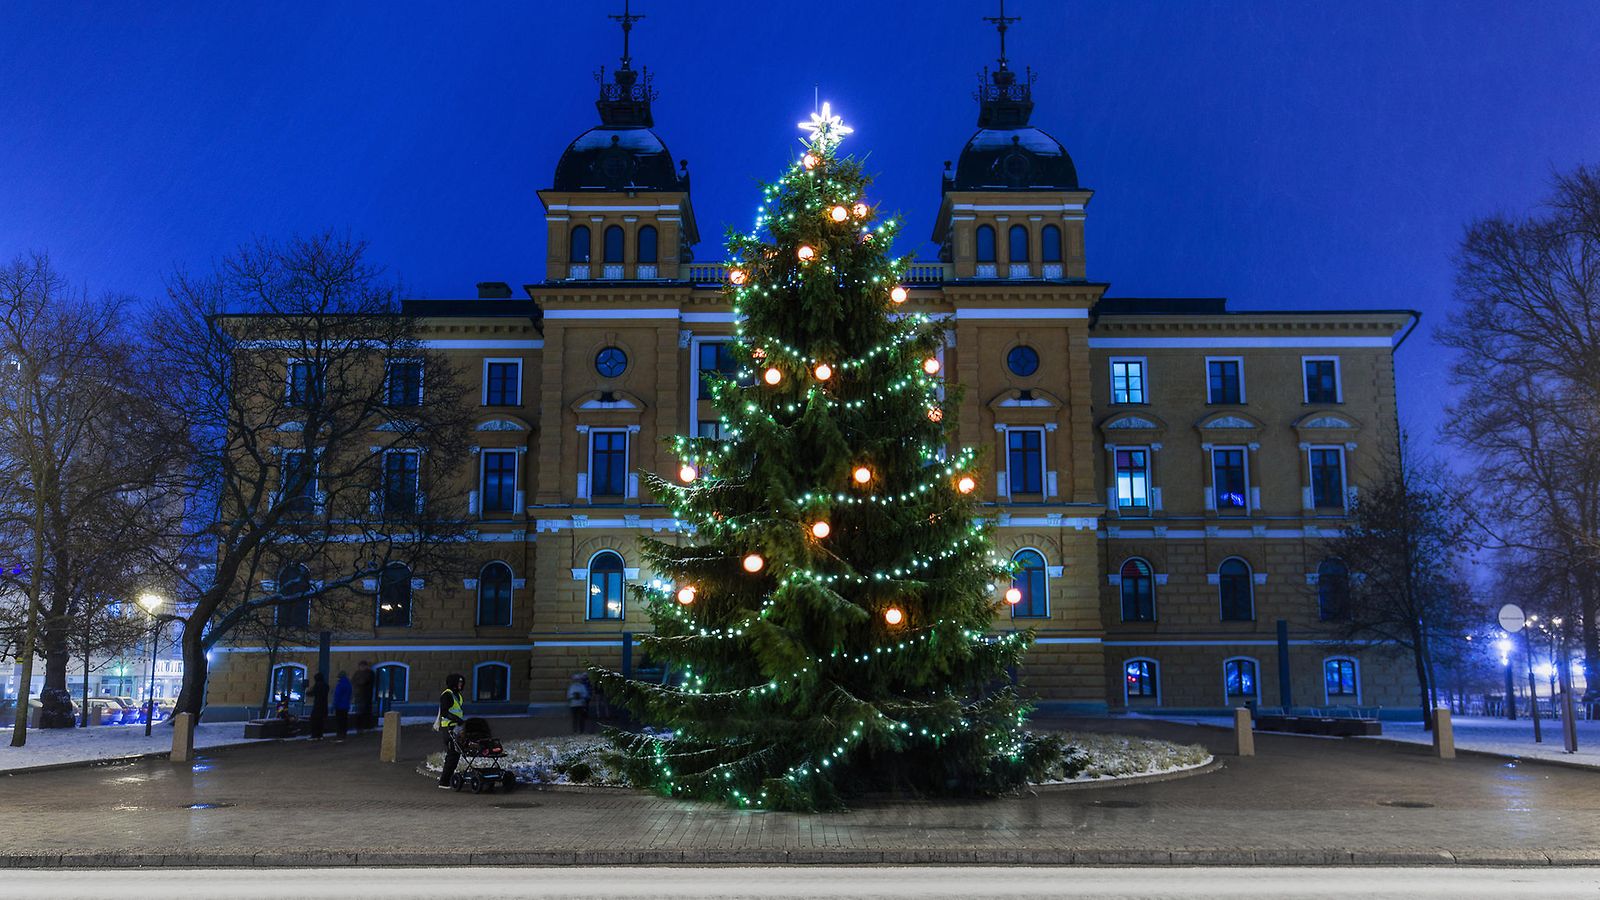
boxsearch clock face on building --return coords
[1007,345,1039,377]
[595,346,628,378]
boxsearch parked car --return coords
[151,699,176,722]
[114,696,145,724]
[0,697,81,725]
[89,696,137,725]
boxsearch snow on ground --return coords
[0,716,433,773]
[1137,712,1600,768]
[420,731,1213,788]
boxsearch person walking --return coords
[308,671,329,741]
[567,672,591,734]
[351,660,374,731]
[436,673,467,789]
[332,671,353,738]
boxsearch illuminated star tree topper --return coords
[798,101,854,152]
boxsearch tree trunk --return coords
[80,643,91,728]
[1582,572,1600,702]
[259,646,277,720]
[1410,623,1433,731]
[171,614,210,724]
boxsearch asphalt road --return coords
[4,866,1599,899]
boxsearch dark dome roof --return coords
[552,126,686,192]
[952,126,1078,192]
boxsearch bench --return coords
[1254,706,1383,737]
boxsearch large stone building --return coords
[203,26,1420,719]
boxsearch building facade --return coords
[202,33,1420,719]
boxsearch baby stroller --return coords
[447,718,515,794]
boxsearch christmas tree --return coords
[597,104,1058,811]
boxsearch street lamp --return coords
[137,592,163,737]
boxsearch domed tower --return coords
[932,4,1091,281]
[538,3,698,280]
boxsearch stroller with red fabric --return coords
[447,717,515,794]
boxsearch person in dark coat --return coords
[308,671,329,740]
[351,660,374,731]
[332,671,353,738]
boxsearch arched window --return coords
[1119,558,1155,622]
[376,563,411,628]
[374,662,408,706]
[588,551,625,620]
[276,563,312,628]
[637,225,658,264]
[1317,558,1349,621]
[1324,657,1359,703]
[1041,224,1063,263]
[1224,657,1259,703]
[975,224,996,263]
[474,662,511,703]
[476,561,513,628]
[1218,558,1254,621]
[569,225,591,263]
[1010,548,1048,618]
[1123,658,1159,703]
[603,225,625,263]
[269,663,306,706]
[1008,224,1030,262]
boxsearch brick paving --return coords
[1,716,1597,867]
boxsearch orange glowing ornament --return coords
[678,464,698,483]
[742,553,765,573]
[890,285,909,304]
[763,367,783,386]
[676,586,696,605]
[884,607,904,626]
[922,357,941,375]
[829,205,849,222]
[957,475,977,494]
[1005,587,1023,606]
[797,245,816,262]
[852,202,869,218]
[852,466,873,485]
[813,362,832,381]
[729,268,748,285]
[811,521,831,539]
[802,153,819,169]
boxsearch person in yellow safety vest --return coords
[436,673,467,789]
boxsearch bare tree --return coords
[150,232,473,723]
[1438,164,1600,700]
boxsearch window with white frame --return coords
[1309,446,1345,510]
[589,430,628,498]
[696,340,741,398]
[1317,558,1349,621]
[286,360,322,407]
[1119,558,1156,622]
[269,663,307,705]
[482,359,521,406]
[382,450,420,516]
[476,561,513,627]
[1110,358,1147,404]
[1324,657,1359,702]
[280,450,316,516]
[1010,548,1049,618]
[587,551,625,620]
[1224,657,1259,703]
[1123,658,1158,702]
[1303,356,1341,404]
[385,359,423,407]
[696,420,725,441]
[276,563,312,628]
[1114,447,1150,512]
[474,662,511,703]
[1006,428,1045,495]
[1206,357,1244,404]
[376,563,411,628]
[1218,557,1254,621]
[375,662,409,704]
[480,450,518,514]
[1212,447,1248,514]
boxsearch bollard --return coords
[170,712,194,763]
[1233,706,1255,757]
[379,710,402,762]
[1433,707,1455,759]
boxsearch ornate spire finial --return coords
[982,0,1022,71]
[609,0,645,70]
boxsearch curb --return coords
[5,847,1599,868]
[1030,756,1222,791]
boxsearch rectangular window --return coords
[382,451,419,515]
[1310,447,1345,509]
[697,341,741,397]
[1110,359,1147,404]
[476,665,510,703]
[480,450,517,514]
[386,360,423,407]
[1303,357,1341,404]
[483,360,521,406]
[1006,429,1044,495]
[286,361,321,407]
[1225,659,1258,699]
[1114,448,1150,511]
[1325,659,1358,699]
[1206,358,1243,404]
[1212,448,1248,513]
[696,420,724,440]
[590,430,628,498]
[281,450,315,515]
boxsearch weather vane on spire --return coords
[609,0,645,70]
[798,101,854,152]
[983,0,1022,70]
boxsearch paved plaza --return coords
[1,717,1597,868]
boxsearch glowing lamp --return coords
[829,205,849,222]
[763,367,783,386]
[889,285,909,304]
[884,607,904,626]
[922,357,941,375]
[678,464,698,484]
[852,202,868,218]
[852,466,873,485]
[1005,587,1023,606]
[811,521,831,539]
[802,153,819,169]
[813,362,833,381]
[927,406,944,423]
[729,268,748,285]
[675,586,696,606]
[797,245,816,262]
[743,553,765,573]
[957,475,977,494]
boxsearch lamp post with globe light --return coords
[137,592,163,737]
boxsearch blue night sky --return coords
[3,1,1598,446]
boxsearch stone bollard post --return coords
[379,710,402,762]
[1233,706,1255,757]
[170,712,194,763]
[1433,707,1455,759]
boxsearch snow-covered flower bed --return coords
[420,730,1209,789]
